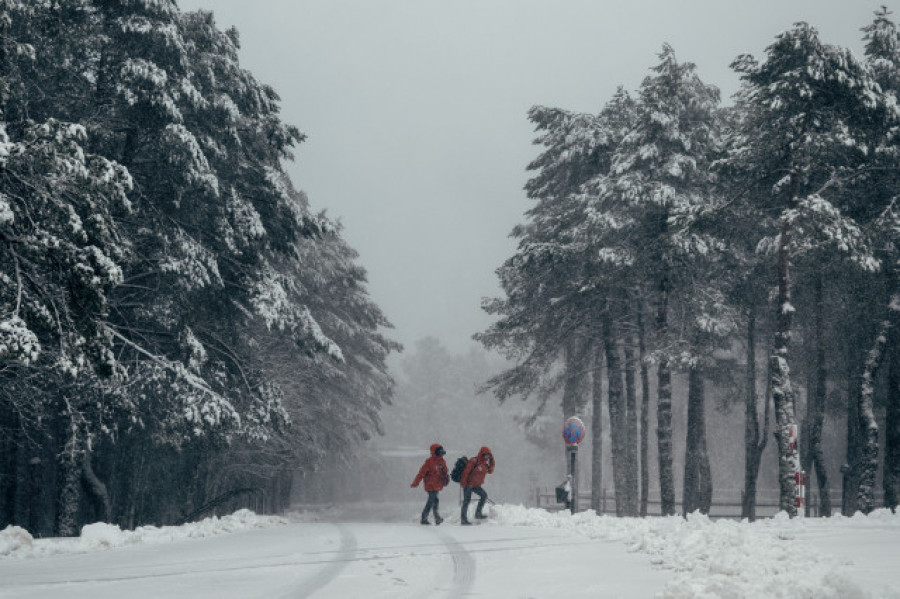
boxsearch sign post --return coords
[562,416,586,514]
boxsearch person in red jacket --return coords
[460,446,495,525]
[411,443,449,525]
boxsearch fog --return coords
[170,1,875,512]
[285,336,850,514]
[177,0,868,355]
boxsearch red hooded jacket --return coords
[411,444,450,492]
[461,446,495,488]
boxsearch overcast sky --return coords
[179,0,871,356]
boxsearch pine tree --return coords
[729,22,890,515]
[477,97,635,512]
[602,45,720,515]
[858,5,900,514]
[2,1,400,530]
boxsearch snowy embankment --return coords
[493,504,900,598]
[0,509,292,559]
[3,503,899,598]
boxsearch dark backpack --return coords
[450,456,468,483]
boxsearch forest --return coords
[476,10,900,521]
[3,0,900,540]
[0,1,399,536]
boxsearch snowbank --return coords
[0,509,287,559]
[492,504,900,599]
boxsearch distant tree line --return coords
[0,0,398,536]
[477,10,900,520]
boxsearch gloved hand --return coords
[410,483,417,488]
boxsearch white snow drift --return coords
[2,504,899,597]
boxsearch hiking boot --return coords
[435,515,444,526]
[461,520,472,526]
[474,512,487,519]
[420,519,431,525]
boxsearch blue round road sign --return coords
[562,416,586,446]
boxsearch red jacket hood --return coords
[430,443,443,457]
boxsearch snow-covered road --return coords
[0,516,667,598]
[4,503,900,598]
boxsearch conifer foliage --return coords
[480,15,900,519]
[0,1,396,534]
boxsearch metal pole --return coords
[568,445,578,514]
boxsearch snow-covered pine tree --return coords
[709,104,778,521]
[729,22,891,515]
[857,7,900,513]
[603,44,720,516]
[477,97,635,513]
[477,103,617,406]
[1,0,399,531]
[573,89,642,517]
[257,189,400,482]
[0,0,151,535]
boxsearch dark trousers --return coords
[421,490,440,521]
[461,486,487,521]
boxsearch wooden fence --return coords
[534,487,882,518]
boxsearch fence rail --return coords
[534,487,882,519]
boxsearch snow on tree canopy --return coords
[117,59,182,123]
[160,229,223,290]
[161,123,219,197]
[226,188,266,243]
[0,317,41,366]
[0,195,13,225]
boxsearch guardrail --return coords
[534,487,880,518]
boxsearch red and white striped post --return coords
[787,423,805,518]
[795,470,806,517]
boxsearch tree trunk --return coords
[683,366,712,515]
[623,320,640,517]
[602,309,629,517]
[0,1,9,119]
[12,429,32,528]
[56,413,82,537]
[810,273,831,516]
[82,451,111,523]
[0,409,13,529]
[590,343,604,514]
[856,293,899,513]
[277,469,293,513]
[656,273,676,516]
[742,308,769,522]
[885,335,900,511]
[562,336,592,477]
[638,303,651,518]
[562,337,592,418]
[770,187,799,516]
[119,438,147,529]
[802,367,814,517]
[34,420,58,537]
[842,358,862,516]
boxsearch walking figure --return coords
[411,443,449,525]
[460,446,495,525]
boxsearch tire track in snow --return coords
[290,523,357,599]
[3,533,565,591]
[435,530,475,598]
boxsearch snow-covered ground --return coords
[1,503,899,598]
